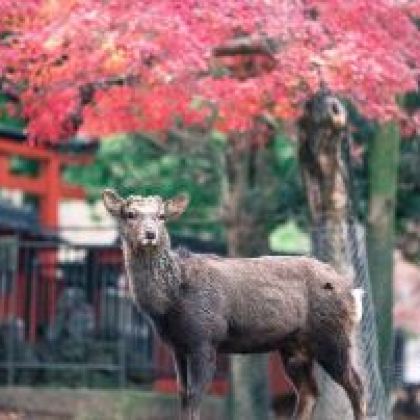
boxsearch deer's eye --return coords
[125,209,137,219]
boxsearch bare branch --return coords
[213,36,279,58]
[67,74,140,133]
[79,74,140,105]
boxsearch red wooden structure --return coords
[0,136,92,228]
[0,130,96,341]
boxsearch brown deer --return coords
[102,189,366,420]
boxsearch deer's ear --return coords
[102,189,123,217]
[165,193,189,220]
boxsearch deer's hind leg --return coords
[279,348,318,420]
[315,334,366,420]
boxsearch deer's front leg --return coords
[174,343,217,420]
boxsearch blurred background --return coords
[0,1,419,419]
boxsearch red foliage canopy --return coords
[0,0,419,141]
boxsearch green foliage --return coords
[271,131,306,226]
[65,130,308,251]
[398,136,420,229]
[397,92,420,232]
[65,133,224,241]
[9,156,40,176]
[269,220,310,254]
[64,117,419,254]
[0,94,24,129]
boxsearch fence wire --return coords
[311,220,389,420]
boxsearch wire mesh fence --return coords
[311,220,389,420]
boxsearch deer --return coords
[102,189,366,420]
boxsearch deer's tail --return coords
[351,288,364,324]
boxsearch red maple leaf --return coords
[0,0,419,142]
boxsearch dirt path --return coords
[0,411,70,420]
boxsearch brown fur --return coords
[102,189,365,420]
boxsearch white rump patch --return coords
[351,288,364,323]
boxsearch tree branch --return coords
[79,74,140,105]
[0,73,141,138]
[67,74,140,133]
[213,36,279,58]
[0,77,20,102]
[131,132,170,152]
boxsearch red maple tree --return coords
[0,0,419,141]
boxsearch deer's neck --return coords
[122,242,181,315]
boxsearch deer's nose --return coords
[145,230,156,240]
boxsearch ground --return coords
[0,388,223,420]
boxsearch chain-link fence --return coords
[311,220,389,420]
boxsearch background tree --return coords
[298,89,390,418]
[367,123,400,394]
[0,0,418,142]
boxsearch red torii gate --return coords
[0,130,95,341]
[0,136,92,228]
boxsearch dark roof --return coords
[0,125,99,155]
[0,200,40,233]
[0,126,26,141]
[0,200,57,240]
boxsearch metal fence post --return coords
[118,288,127,388]
[3,237,18,386]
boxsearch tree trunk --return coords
[367,122,400,394]
[298,89,388,419]
[227,354,270,420]
[221,134,271,420]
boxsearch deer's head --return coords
[102,189,189,251]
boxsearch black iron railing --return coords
[0,237,154,388]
